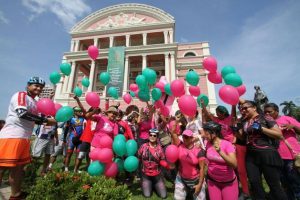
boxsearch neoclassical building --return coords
[54,3,217,112]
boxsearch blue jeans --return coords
[281,159,300,200]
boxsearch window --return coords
[184,52,196,57]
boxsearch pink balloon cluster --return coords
[203,56,223,84]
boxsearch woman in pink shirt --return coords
[137,105,154,148]
[202,121,238,200]
[264,103,300,200]
[171,125,206,200]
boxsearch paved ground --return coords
[0,183,11,200]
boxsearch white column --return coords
[202,42,210,56]
[74,40,79,52]
[169,30,174,44]
[206,73,217,112]
[170,52,176,81]
[123,56,129,94]
[62,75,69,93]
[94,38,99,48]
[143,33,147,46]
[54,74,63,99]
[164,31,168,44]
[126,35,130,47]
[109,36,114,47]
[88,61,96,92]
[67,61,76,93]
[142,54,147,70]
[164,53,170,82]
[70,40,75,52]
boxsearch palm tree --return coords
[280,101,296,116]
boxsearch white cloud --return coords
[22,0,91,30]
[217,1,300,103]
[0,10,9,24]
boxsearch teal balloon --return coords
[197,94,209,108]
[60,63,71,76]
[49,72,61,85]
[82,77,90,87]
[73,87,82,97]
[151,88,162,101]
[114,158,124,172]
[99,72,110,85]
[129,91,135,97]
[135,75,147,89]
[114,134,126,142]
[108,87,118,99]
[88,161,104,176]
[126,140,138,156]
[224,73,243,87]
[138,89,150,102]
[113,139,127,157]
[185,69,199,86]
[55,106,74,122]
[164,83,172,96]
[221,66,236,78]
[124,156,139,172]
[142,68,157,85]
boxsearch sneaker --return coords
[9,191,28,200]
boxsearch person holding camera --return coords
[236,100,287,200]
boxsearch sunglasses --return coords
[240,106,252,111]
[149,134,157,137]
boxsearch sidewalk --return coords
[0,184,11,200]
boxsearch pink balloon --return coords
[54,103,62,113]
[160,106,170,117]
[170,80,185,97]
[89,148,101,161]
[37,98,55,116]
[189,86,201,97]
[104,162,118,178]
[154,99,164,109]
[123,93,132,104]
[98,148,114,163]
[99,135,113,149]
[203,56,217,72]
[219,85,240,105]
[178,95,197,117]
[155,81,165,93]
[85,92,100,107]
[88,45,99,60]
[207,72,222,84]
[236,84,246,96]
[165,145,179,163]
[129,84,138,92]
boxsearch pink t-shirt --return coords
[178,144,205,179]
[139,121,152,139]
[276,115,300,160]
[93,114,117,139]
[167,120,181,135]
[214,116,235,143]
[206,140,236,182]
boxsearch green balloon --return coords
[126,140,138,156]
[124,156,139,172]
[185,69,199,86]
[224,73,242,87]
[151,88,162,101]
[99,72,110,85]
[135,75,147,89]
[49,72,61,85]
[88,161,104,176]
[221,66,236,78]
[113,139,127,157]
[73,87,82,97]
[55,106,74,122]
[142,68,157,85]
[164,83,172,96]
[114,134,126,142]
[108,87,118,99]
[138,89,150,102]
[82,77,90,87]
[129,91,135,97]
[60,63,71,76]
[197,94,209,108]
[114,158,124,172]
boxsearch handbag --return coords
[283,139,300,168]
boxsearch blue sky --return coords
[0,0,299,118]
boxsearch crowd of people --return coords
[0,77,300,200]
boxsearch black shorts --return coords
[79,142,91,153]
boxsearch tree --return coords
[280,101,296,116]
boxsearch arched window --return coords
[184,52,196,57]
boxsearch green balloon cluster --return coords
[151,88,162,101]
[99,72,110,85]
[124,156,139,172]
[49,72,61,85]
[108,87,119,99]
[113,139,126,157]
[73,87,82,97]
[55,106,74,122]
[126,140,138,156]
[88,161,104,176]
[221,66,236,78]
[136,75,147,89]
[60,63,71,76]
[82,77,90,88]
[197,94,209,108]
[224,73,242,87]
[164,83,172,96]
[185,69,199,86]
[142,68,157,85]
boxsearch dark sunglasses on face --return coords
[149,134,157,137]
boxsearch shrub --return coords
[26,172,132,200]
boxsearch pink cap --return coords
[182,130,193,137]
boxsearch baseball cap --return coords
[182,130,193,137]
[107,106,118,113]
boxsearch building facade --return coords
[54,3,217,112]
